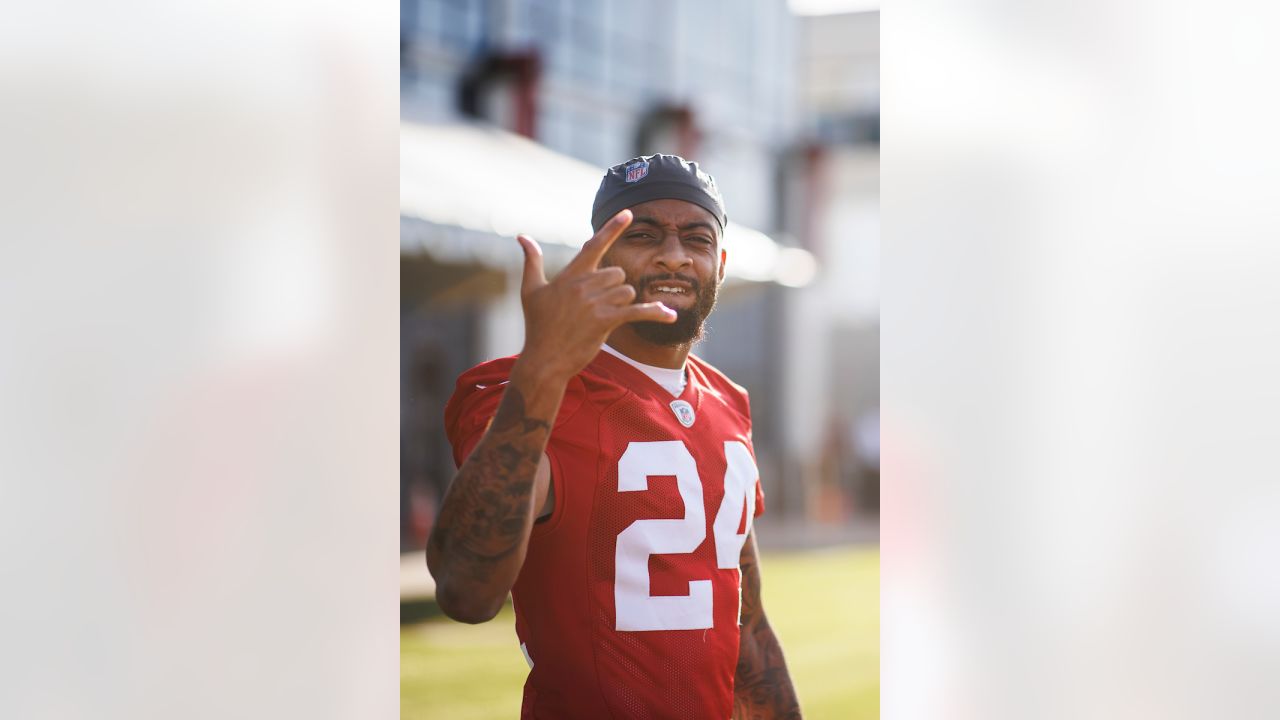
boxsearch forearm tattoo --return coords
[429,387,551,583]
[734,549,803,720]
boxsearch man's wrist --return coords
[512,350,576,388]
[510,354,573,401]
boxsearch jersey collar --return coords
[591,347,703,410]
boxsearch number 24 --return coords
[614,440,758,632]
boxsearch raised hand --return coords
[427,211,677,623]
[516,209,676,381]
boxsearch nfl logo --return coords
[625,160,650,183]
[669,399,696,428]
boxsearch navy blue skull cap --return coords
[591,154,727,233]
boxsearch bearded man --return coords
[429,155,802,720]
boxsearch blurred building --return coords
[797,9,881,516]
[399,0,877,551]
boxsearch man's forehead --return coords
[626,198,718,227]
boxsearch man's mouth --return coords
[649,284,690,295]
[641,276,696,299]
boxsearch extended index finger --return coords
[567,209,633,274]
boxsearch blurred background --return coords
[398,0,880,717]
[9,0,1276,718]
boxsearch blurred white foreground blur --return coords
[884,1,1280,718]
[0,2,399,718]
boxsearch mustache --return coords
[633,273,701,293]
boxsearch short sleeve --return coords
[754,477,766,518]
[450,385,506,467]
[444,359,588,468]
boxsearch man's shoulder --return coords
[446,353,629,425]
[687,353,752,422]
[452,355,518,392]
[687,353,750,400]
[444,356,518,421]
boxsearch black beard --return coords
[629,272,718,346]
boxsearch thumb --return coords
[517,235,547,293]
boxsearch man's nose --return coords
[654,235,692,272]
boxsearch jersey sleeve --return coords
[754,474,766,518]
[446,384,505,467]
[444,357,588,467]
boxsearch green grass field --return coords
[402,546,879,719]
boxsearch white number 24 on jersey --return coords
[614,440,758,632]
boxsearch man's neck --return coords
[604,325,691,369]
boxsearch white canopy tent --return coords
[400,121,816,287]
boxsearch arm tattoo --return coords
[734,541,803,720]
[429,387,551,584]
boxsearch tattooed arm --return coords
[734,531,803,719]
[426,363,561,624]
[427,213,676,624]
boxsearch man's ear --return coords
[718,248,727,284]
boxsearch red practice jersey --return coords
[444,349,765,720]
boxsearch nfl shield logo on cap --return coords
[624,159,650,183]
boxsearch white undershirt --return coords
[601,343,686,398]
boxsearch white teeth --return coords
[653,286,685,294]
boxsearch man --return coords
[429,155,802,719]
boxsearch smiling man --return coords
[429,155,802,719]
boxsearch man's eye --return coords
[627,232,655,240]
[687,236,713,245]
